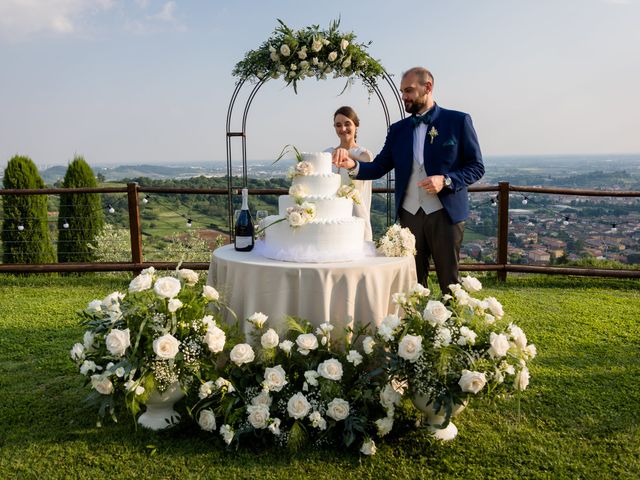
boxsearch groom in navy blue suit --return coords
[333,67,484,293]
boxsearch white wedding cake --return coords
[257,152,367,262]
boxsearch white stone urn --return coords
[138,382,185,431]
[412,392,467,441]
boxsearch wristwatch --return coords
[443,175,452,188]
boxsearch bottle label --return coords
[235,236,253,249]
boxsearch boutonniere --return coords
[428,126,438,144]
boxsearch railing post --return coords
[127,182,143,272]
[496,181,510,282]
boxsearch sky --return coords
[1,0,639,169]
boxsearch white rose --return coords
[489,332,511,358]
[341,57,351,68]
[340,38,349,50]
[461,275,482,293]
[326,398,350,421]
[261,328,279,349]
[485,297,504,318]
[141,266,155,276]
[247,312,268,329]
[219,424,234,445]
[287,392,311,419]
[317,359,343,381]
[178,268,199,286]
[268,417,281,435]
[247,404,270,429]
[280,44,290,56]
[423,300,453,326]
[346,350,363,366]
[457,326,477,346]
[90,374,113,395]
[289,183,307,198]
[459,369,487,394]
[70,343,85,362]
[263,365,288,392]
[287,210,305,227]
[153,333,181,360]
[251,390,272,407]
[398,334,423,362]
[304,370,319,387]
[296,333,318,355]
[328,51,338,62]
[80,360,98,375]
[102,291,124,311]
[229,343,255,366]
[135,385,145,395]
[525,344,538,360]
[309,411,327,430]
[279,339,294,354]
[168,298,183,313]
[360,439,376,455]
[484,313,496,325]
[311,39,323,52]
[153,277,181,299]
[128,273,153,293]
[204,325,226,353]
[198,409,217,432]
[375,416,394,436]
[514,366,530,390]
[215,377,235,393]
[297,50,307,60]
[509,324,528,349]
[380,384,401,409]
[86,299,102,313]
[105,328,131,357]
[202,285,220,301]
[199,381,215,399]
[270,51,280,62]
[201,315,216,330]
[362,336,375,355]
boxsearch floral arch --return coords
[225,19,405,233]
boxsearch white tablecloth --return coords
[207,245,417,338]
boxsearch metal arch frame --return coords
[225,70,405,236]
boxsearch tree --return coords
[57,156,104,262]
[2,155,56,264]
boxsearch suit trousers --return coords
[398,207,464,294]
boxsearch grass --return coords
[0,273,639,479]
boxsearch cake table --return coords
[207,244,417,338]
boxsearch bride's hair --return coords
[333,106,360,140]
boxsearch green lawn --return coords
[0,274,639,479]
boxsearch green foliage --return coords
[1,155,55,264]
[88,223,132,262]
[57,156,104,262]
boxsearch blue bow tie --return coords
[411,113,432,128]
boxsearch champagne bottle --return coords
[234,188,254,251]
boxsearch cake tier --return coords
[260,215,366,262]
[301,152,333,175]
[291,172,341,197]
[279,195,353,219]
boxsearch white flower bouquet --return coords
[189,316,389,454]
[377,224,417,257]
[373,277,536,437]
[70,267,239,425]
[337,183,362,205]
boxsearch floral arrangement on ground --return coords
[232,18,385,93]
[71,268,536,455]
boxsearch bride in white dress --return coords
[325,106,373,241]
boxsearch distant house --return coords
[527,249,550,263]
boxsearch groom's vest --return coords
[401,159,443,215]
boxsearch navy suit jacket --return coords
[356,104,484,224]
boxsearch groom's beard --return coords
[405,97,428,114]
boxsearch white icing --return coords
[291,173,341,198]
[301,152,333,175]
[279,195,353,219]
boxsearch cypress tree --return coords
[57,156,104,262]
[2,155,56,264]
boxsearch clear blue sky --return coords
[1,0,639,168]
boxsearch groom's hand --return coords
[332,148,355,170]
[418,175,445,194]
